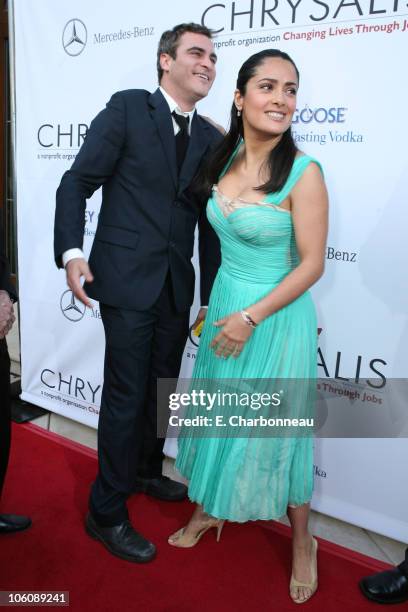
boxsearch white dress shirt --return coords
[159,86,195,136]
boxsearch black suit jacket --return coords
[54,88,222,312]
[0,228,17,303]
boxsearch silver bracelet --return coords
[240,310,257,328]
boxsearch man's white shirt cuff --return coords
[62,248,85,267]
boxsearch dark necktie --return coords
[172,111,190,172]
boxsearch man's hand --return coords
[65,258,94,308]
[191,307,207,334]
[0,290,15,339]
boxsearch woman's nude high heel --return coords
[168,519,225,548]
[289,537,318,604]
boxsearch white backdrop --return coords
[12,0,408,541]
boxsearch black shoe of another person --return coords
[134,475,187,501]
[0,514,32,534]
[85,513,156,563]
[359,564,408,605]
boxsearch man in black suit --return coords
[0,228,31,534]
[360,550,408,604]
[54,23,221,562]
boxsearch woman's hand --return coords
[211,311,254,358]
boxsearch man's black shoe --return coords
[0,514,32,534]
[85,513,156,563]
[359,565,408,605]
[134,475,187,501]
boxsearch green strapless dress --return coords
[175,151,322,522]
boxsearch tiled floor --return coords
[7,317,407,567]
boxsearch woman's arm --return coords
[248,161,328,323]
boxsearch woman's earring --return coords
[237,108,241,117]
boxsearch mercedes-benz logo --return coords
[60,289,86,322]
[62,19,87,56]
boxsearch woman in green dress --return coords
[169,49,328,604]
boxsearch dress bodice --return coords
[207,146,322,286]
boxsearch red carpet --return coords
[0,423,394,611]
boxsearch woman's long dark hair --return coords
[196,49,299,198]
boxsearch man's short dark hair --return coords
[157,23,213,82]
